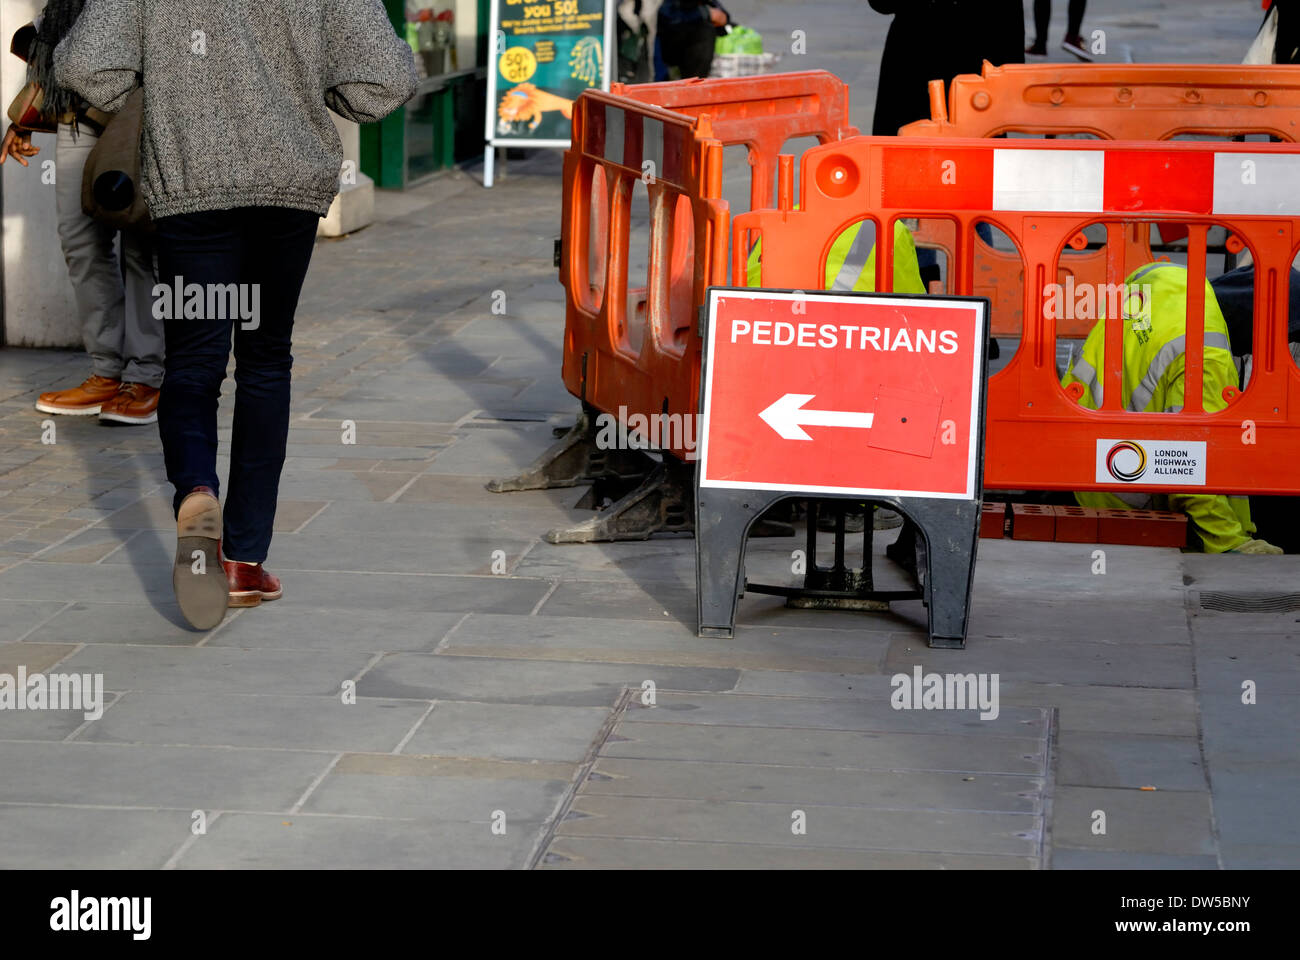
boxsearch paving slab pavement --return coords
[0,0,1294,869]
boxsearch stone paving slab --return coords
[582,757,1042,813]
[54,645,379,697]
[540,837,1036,869]
[0,599,67,641]
[883,634,1195,688]
[237,570,553,615]
[0,741,332,810]
[632,691,1045,737]
[602,720,1046,775]
[22,600,212,645]
[536,579,701,623]
[0,806,194,869]
[303,766,570,823]
[440,613,891,673]
[1050,786,1216,857]
[1056,731,1207,792]
[78,692,431,753]
[0,640,76,673]
[173,813,537,870]
[357,654,739,707]
[165,531,538,577]
[556,796,1041,857]
[205,607,465,653]
[399,701,611,763]
[1049,850,1220,870]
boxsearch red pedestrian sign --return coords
[698,289,989,500]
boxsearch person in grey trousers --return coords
[55,0,417,629]
[1,1,163,424]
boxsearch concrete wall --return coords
[318,115,374,238]
[1,0,81,349]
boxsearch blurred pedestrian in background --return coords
[868,0,1025,136]
[2,1,162,425]
[55,0,417,629]
[1026,0,1092,61]
[868,0,1023,293]
[657,0,729,79]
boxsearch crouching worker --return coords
[747,219,926,293]
[1061,262,1282,554]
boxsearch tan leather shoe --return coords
[174,486,227,630]
[224,560,283,607]
[99,382,160,425]
[35,374,121,415]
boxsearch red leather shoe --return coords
[224,560,283,607]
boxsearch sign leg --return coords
[696,489,785,638]
[903,499,982,649]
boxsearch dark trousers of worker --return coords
[657,22,715,78]
[155,206,319,563]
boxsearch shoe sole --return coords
[34,401,104,415]
[174,492,227,630]
[228,586,282,608]
[1062,42,1093,61]
[99,411,158,425]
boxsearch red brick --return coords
[980,501,1008,539]
[1052,505,1099,543]
[1097,509,1188,548]
[1010,503,1055,541]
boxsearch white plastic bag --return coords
[1244,5,1278,64]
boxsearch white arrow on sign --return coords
[758,393,875,441]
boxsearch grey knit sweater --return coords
[54,0,417,219]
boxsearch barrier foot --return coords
[546,458,797,543]
[544,457,695,543]
[486,407,655,493]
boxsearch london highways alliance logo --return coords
[1105,440,1148,482]
[1096,438,1206,486]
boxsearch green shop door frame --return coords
[361,0,490,189]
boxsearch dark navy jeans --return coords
[155,206,319,563]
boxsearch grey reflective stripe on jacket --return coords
[1070,331,1231,410]
[1070,356,1102,405]
[1128,262,1167,286]
[831,222,874,291]
[1129,332,1231,412]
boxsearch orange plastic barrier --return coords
[614,71,858,211]
[734,136,1300,495]
[560,75,857,461]
[558,90,727,461]
[899,63,1300,338]
[902,62,1300,140]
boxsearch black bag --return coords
[81,89,152,232]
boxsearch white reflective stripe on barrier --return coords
[992,149,1104,212]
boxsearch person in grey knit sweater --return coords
[55,0,417,629]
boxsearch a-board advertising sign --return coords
[484,0,614,185]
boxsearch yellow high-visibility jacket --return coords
[746,219,926,293]
[1061,262,1255,552]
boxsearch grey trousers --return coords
[55,123,163,387]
